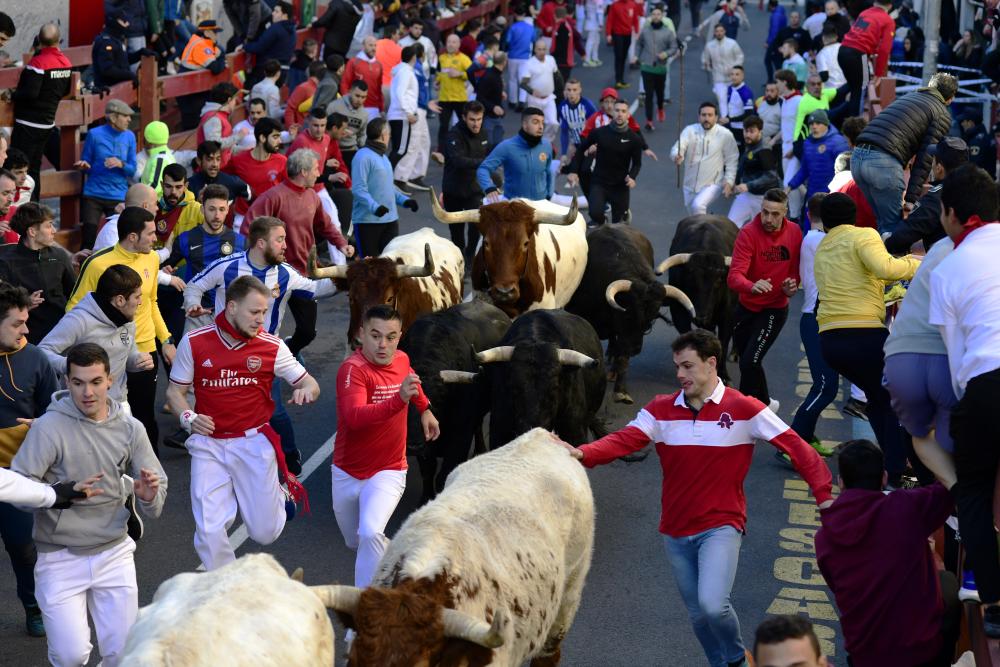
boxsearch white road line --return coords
[195,432,336,571]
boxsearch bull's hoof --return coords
[613,391,634,404]
[618,448,650,463]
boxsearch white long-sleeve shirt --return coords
[387,62,419,121]
[670,122,740,192]
[780,92,802,153]
[0,467,55,508]
[701,37,744,84]
[816,43,846,89]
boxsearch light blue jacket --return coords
[476,134,554,201]
[81,124,136,201]
[351,145,409,224]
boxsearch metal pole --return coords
[922,0,941,85]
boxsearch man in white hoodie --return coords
[702,23,744,115]
[387,45,421,174]
[12,342,166,667]
[671,101,739,214]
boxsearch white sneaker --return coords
[768,398,780,414]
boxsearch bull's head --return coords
[655,252,732,328]
[312,584,508,667]
[430,188,577,307]
[309,245,435,346]
[603,278,695,356]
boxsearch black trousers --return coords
[158,283,186,344]
[355,221,399,258]
[611,35,631,85]
[0,501,36,609]
[951,367,1000,602]
[10,123,53,202]
[819,327,905,478]
[641,71,667,120]
[838,45,866,118]
[81,196,121,250]
[732,303,787,405]
[436,102,465,153]
[329,186,353,236]
[389,118,411,168]
[588,182,630,225]
[666,0,682,31]
[287,296,318,356]
[127,351,159,455]
[443,192,482,258]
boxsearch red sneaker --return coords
[657,107,666,122]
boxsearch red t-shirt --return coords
[334,350,430,479]
[727,215,803,311]
[224,150,287,216]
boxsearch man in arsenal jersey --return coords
[166,275,321,570]
[333,305,439,590]
[562,330,832,667]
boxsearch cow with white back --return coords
[309,227,464,345]
[429,190,588,318]
[656,215,738,382]
[566,225,696,405]
[399,299,513,502]
[319,427,595,667]
[120,554,338,666]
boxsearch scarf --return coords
[954,214,999,247]
[367,140,388,156]
[93,292,132,329]
[213,313,310,513]
[519,128,542,147]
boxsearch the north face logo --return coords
[717,412,734,429]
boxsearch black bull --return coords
[657,215,738,381]
[399,300,512,502]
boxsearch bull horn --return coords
[662,284,696,318]
[396,244,435,278]
[476,346,515,364]
[430,187,481,224]
[290,567,304,582]
[605,279,632,312]
[440,370,478,383]
[533,197,578,225]
[309,246,349,279]
[724,256,732,266]
[557,349,598,368]
[654,253,692,276]
[441,606,507,648]
[310,585,361,615]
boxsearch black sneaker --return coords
[404,177,431,192]
[125,491,144,542]
[25,604,44,637]
[393,180,413,196]
[285,448,303,476]
[842,397,868,420]
[163,428,189,450]
[985,605,1000,638]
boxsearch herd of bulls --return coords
[310,195,738,503]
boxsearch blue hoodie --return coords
[245,19,297,65]
[477,133,554,201]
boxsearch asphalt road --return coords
[0,6,861,665]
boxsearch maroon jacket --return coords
[815,484,953,667]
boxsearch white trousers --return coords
[508,58,529,104]
[585,29,601,61]
[727,192,764,228]
[34,538,137,667]
[188,432,285,571]
[394,109,431,182]
[684,183,723,215]
[317,187,347,265]
[782,154,804,218]
[713,83,729,114]
[331,464,407,588]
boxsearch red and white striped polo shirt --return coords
[580,380,833,537]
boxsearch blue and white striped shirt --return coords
[184,252,336,334]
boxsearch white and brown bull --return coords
[321,427,595,667]
[120,554,339,666]
[429,190,588,319]
[309,227,464,344]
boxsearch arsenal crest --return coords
[247,356,262,373]
[221,241,234,255]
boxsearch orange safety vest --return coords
[180,34,221,70]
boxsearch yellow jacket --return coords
[437,52,472,102]
[814,225,921,332]
[66,245,170,352]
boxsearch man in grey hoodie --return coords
[12,343,166,667]
[39,265,154,406]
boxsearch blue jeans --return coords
[663,525,745,667]
[791,312,840,442]
[484,117,505,149]
[851,145,905,235]
[269,382,297,455]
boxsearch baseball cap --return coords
[928,136,969,170]
[600,87,619,101]
[806,110,830,126]
[105,99,136,116]
[197,19,222,32]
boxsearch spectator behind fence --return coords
[312,0,365,59]
[250,59,284,121]
[197,83,246,171]
[286,38,319,95]
[93,9,140,89]
[244,0,297,86]
[176,20,225,129]
[286,61,327,129]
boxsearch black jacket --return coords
[736,141,781,195]
[442,123,491,196]
[883,181,945,254]
[92,29,138,88]
[0,243,76,344]
[572,123,642,186]
[769,24,810,54]
[13,47,72,127]
[477,68,505,118]
[855,87,952,202]
[963,122,995,172]
[314,0,364,56]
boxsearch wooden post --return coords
[137,55,160,153]
[58,72,82,233]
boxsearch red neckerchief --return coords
[954,215,999,247]
[212,312,310,513]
